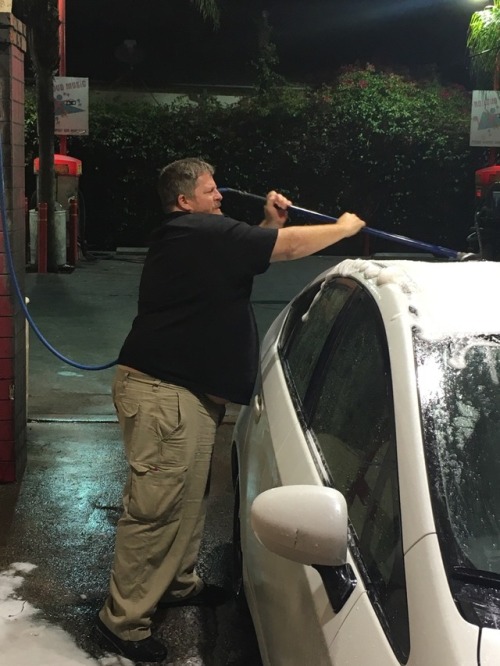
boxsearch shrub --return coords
[25,65,477,253]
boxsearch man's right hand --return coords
[336,212,366,237]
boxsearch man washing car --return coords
[97,157,365,663]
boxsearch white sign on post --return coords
[54,77,89,136]
[470,90,500,147]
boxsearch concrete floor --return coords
[0,253,341,665]
[0,419,261,665]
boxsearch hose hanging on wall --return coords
[0,138,118,371]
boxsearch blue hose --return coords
[219,187,469,260]
[0,139,118,370]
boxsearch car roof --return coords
[323,258,500,340]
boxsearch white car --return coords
[231,258,500,666]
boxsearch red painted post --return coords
[67,198,78,265]
[37,203,48,273]
[24,196,29,264]
[58,0,68,157]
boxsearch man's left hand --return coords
[260,191,292,228]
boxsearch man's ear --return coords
[177,193,192,212]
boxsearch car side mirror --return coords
[251,485,349,566]
[251,485,357,612]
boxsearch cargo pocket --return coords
[127,461,187,524]
[117,399,141,459]
[155,392,185,466]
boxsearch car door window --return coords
[280,278,354,404]
[309,293,410,663]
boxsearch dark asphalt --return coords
[0,252,342,665]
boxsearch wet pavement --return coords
[0,252,343,665]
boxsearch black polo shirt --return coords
[118,212,279,404]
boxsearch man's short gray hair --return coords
[158,157,215,212]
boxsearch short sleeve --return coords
[200,216,278,277]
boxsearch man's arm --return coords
[255,189,366,261]
[270,213,366,262]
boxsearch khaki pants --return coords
[99,366,223,641]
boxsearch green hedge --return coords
[25,65,478,253]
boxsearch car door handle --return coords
[253,393,263,421]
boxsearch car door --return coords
[241,277,408,666]
[305,289,410,665]
[239,277,365,666]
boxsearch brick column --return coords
[0,14,27,482]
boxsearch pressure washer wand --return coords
[219,187,475,261]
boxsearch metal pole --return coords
[24,196,29,264]
[37,203,48,273]
[67,198,78,265]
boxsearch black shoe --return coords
[158,583,229,608]
[95,616,167,663]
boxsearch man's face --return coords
[181,172,223,215]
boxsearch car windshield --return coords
[415,333,500,577]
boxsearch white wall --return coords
[90,87,247,107]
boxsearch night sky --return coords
[64,0,477,88]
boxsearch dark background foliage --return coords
[25,65,480,255]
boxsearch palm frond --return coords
[467,0,500,82]
[190,0,220,28]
